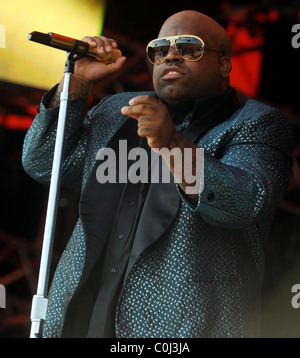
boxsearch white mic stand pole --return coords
[29,41,89,338]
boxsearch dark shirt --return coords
[87,165,148,337]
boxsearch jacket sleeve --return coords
[22,85,90,187]
[178,106,294,229]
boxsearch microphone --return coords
[28,31,122,64]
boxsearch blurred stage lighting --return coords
[0,0,106,90]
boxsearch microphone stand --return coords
[29,41,89,338]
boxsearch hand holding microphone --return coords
[73,34,126,84]
[28,31,127,84]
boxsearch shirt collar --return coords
[158,87,241,132]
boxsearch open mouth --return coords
[161,67,184,79]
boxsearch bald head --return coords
[159,10,231,57]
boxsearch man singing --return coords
[22,10,293,337]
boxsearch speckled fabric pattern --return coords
[22,89,293,338]
[116,204,259,338]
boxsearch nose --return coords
[164,45,183,63]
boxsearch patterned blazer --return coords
[22,88,293,337]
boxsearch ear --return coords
[219,56,232,78]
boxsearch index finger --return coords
[128,95,160,106]
[121,103,153,118]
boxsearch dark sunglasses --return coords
[146,35,224,65]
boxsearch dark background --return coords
[0,0,300,338]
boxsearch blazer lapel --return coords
[78,117,139,286]
[125,151,180,279]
